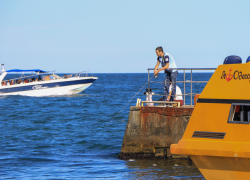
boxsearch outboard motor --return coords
[144,88,154,106]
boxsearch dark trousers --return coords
[163,71,178,101]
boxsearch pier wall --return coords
[119,106,194,159]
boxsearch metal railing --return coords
[147,68,216,105]
[77,69,93,77]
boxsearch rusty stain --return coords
[120,106,194,159]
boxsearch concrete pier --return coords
[118,106,194,159]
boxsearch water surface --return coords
[0,73,211,179]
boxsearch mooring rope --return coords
[106,75,155,126]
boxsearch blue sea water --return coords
[0,73,213,179]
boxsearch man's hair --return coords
[155,46,163,52]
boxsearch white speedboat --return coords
[0,64,97,96]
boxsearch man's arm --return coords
[154,61,160,75]
[167,91,172,100]
[154,63,169,75]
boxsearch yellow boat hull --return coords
[171,58,250,179]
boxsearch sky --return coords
[1,0,250,73]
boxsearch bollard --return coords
[144,88,154,107]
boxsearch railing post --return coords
[184,70,185,106]
[148,69,150,89]
[191,69,193,105]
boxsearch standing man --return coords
[154,46,178,101]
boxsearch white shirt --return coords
[169,85,183,100]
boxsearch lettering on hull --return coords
[221,68,250,82]
[32,85,48,90]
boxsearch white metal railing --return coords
[76,69,93,77]
[147,68,216,105]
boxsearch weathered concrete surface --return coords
[118,106,194,159]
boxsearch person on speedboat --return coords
[38,75,42,81]
[63,74,72,79]
[44,75,50,81]
[154,46,178,102]
[18,79,23,84]
[1,81,6,86]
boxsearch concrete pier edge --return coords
[119,106,194,160]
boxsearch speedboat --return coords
[170,56,250,180]
[0,64,97,96]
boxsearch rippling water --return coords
[0,73,212,179]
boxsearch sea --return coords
[0,73,213,179]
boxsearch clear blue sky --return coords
[1,0,250,73]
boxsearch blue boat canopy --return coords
[6,69,48,73]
